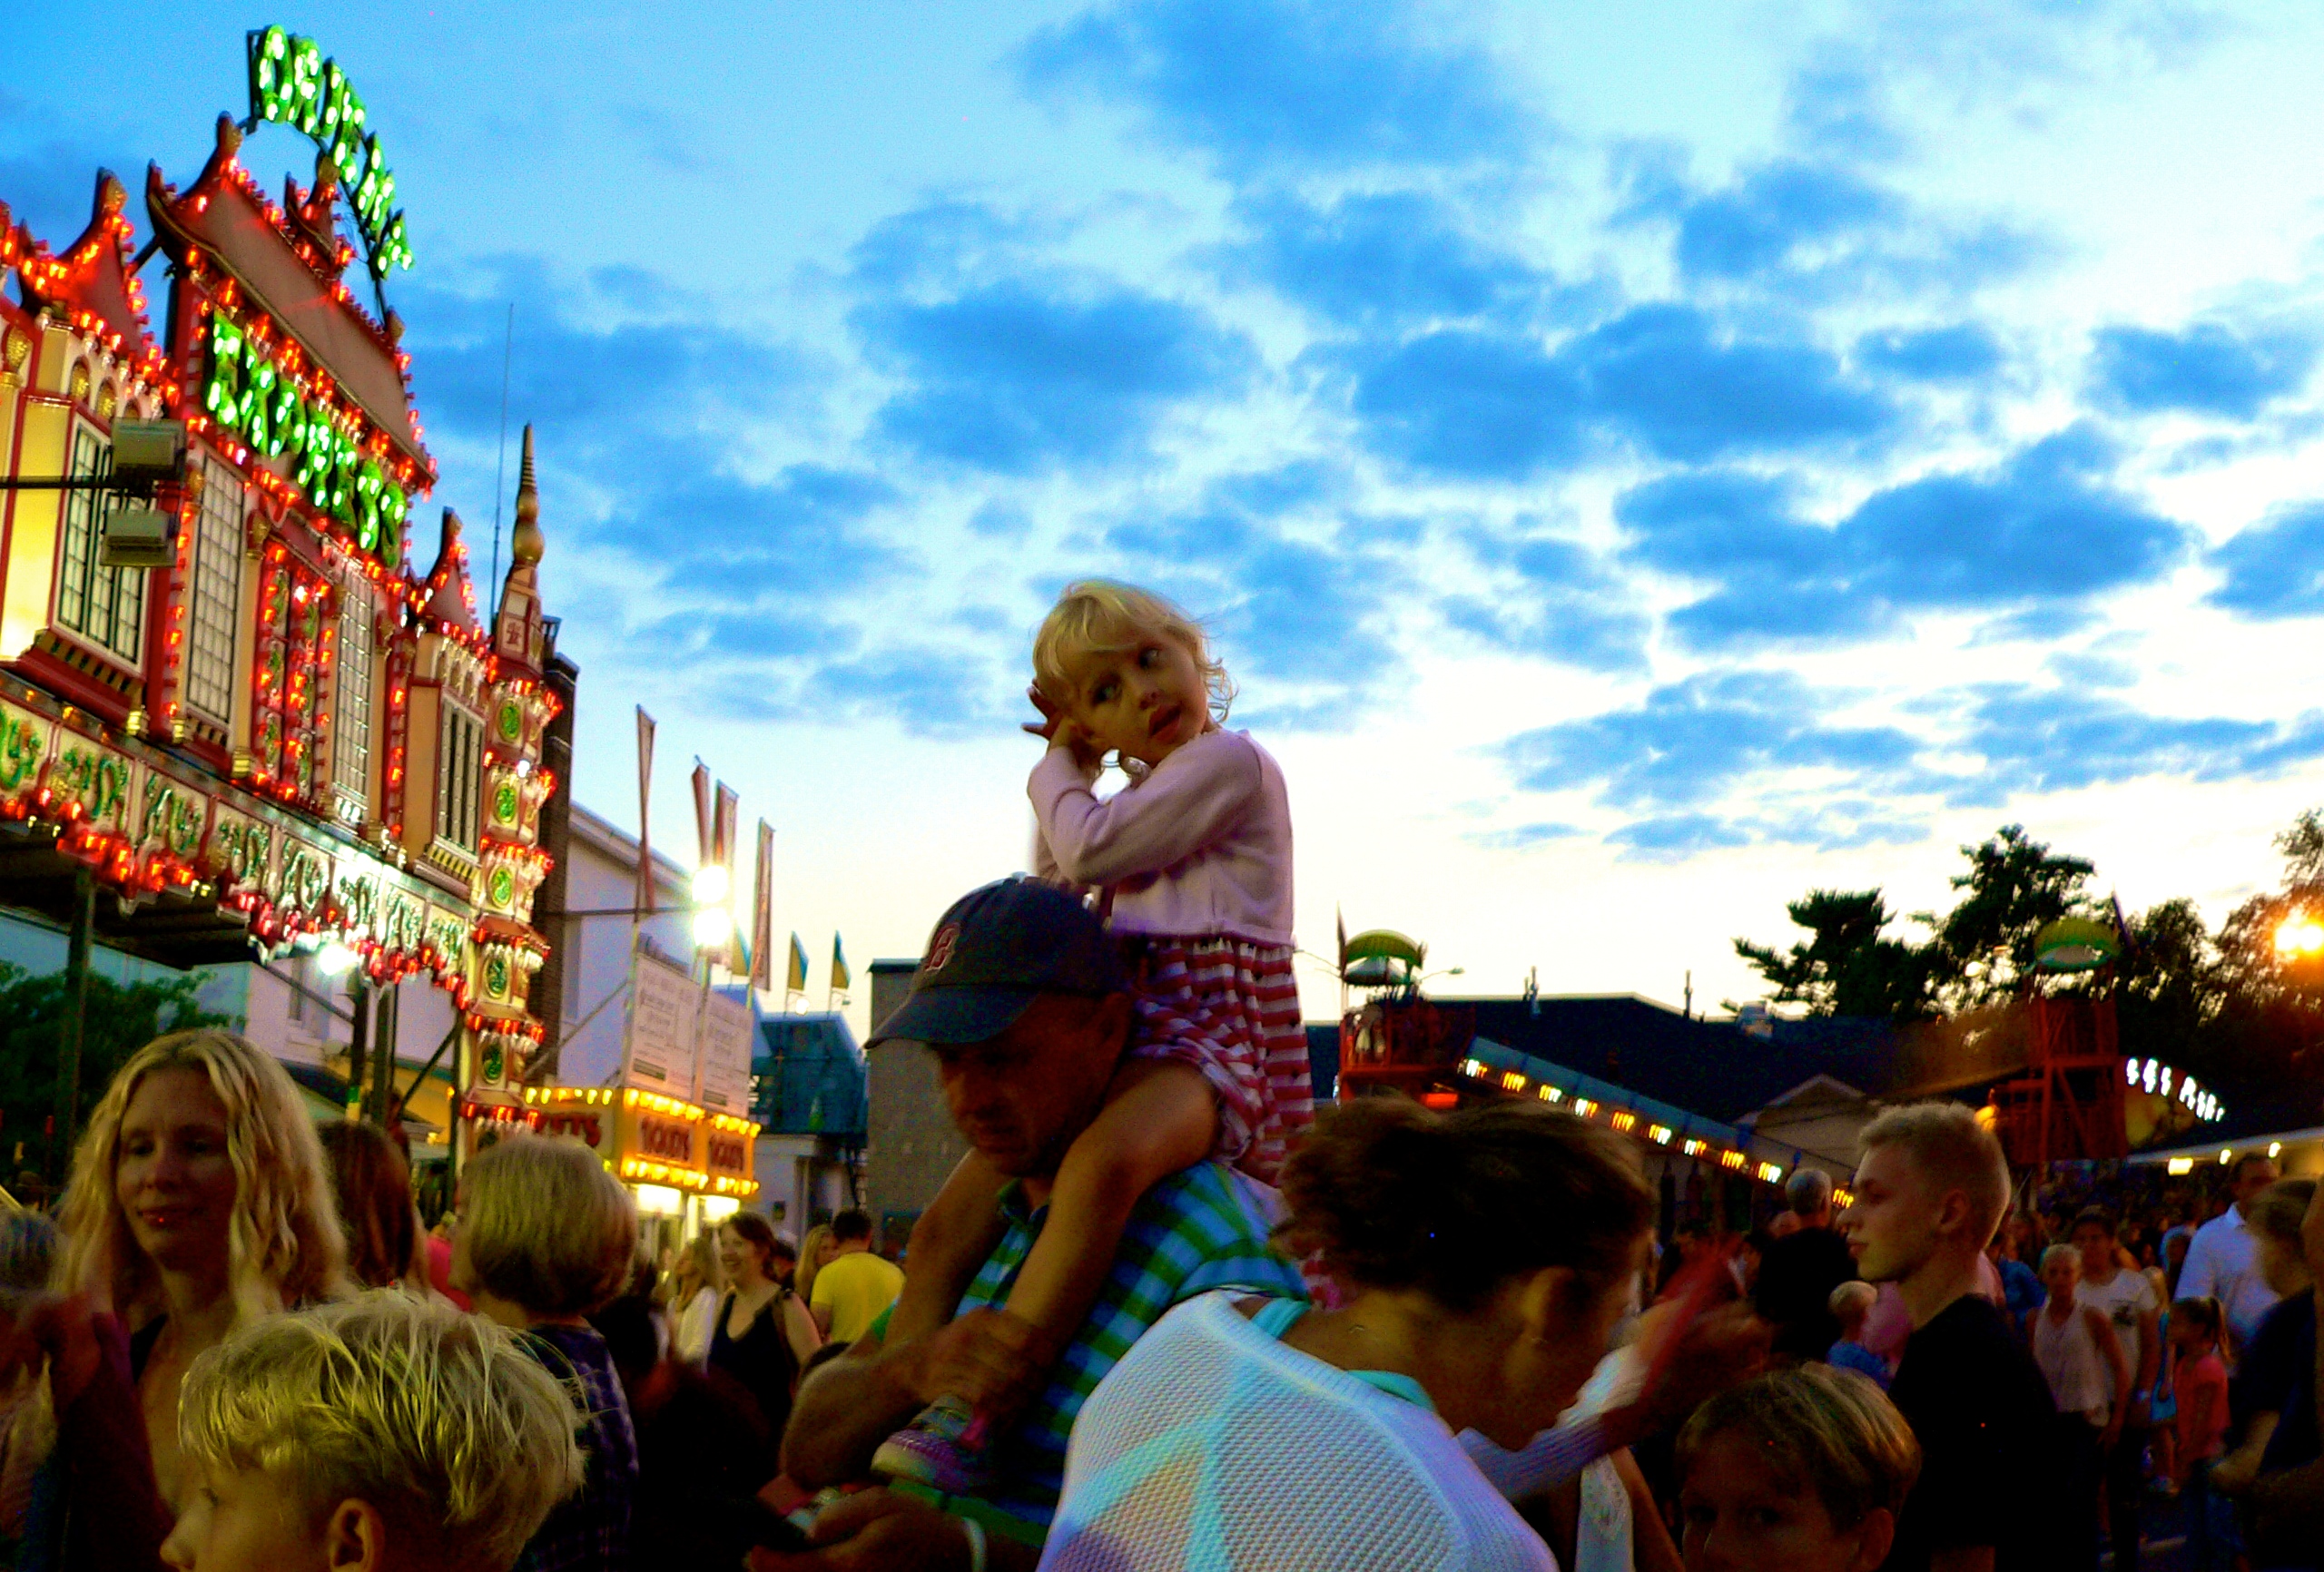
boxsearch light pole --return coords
[316,939,364,1119]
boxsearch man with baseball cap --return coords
[771,878,1305,1572]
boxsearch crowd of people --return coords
[0,577,2319,1571]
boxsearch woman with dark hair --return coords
[1041,1097,1657,1571]
[317,1119,429,1294]
[710,1213,820,1441]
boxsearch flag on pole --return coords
[832,933,852,995]
[633,710,656,918]
[750,820,774,993]
[691,761,714,870]
[714,782,743,972]
[786,933,809,995]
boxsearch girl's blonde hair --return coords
[680,1232,724,1299]
[459,1132,636,1317]
[795,1223,833,1306]
[56,1029,348,1324]
[1032,580,1236,726]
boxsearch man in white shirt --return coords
[2181,1152,2285,1350]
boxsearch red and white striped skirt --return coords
[1121,934,1314,1189]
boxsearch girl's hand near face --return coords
[1023,686,1103,772]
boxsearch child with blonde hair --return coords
[876,579,1309,1490]
[160,1290,584,1572]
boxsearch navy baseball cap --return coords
[867,878,1128,1048]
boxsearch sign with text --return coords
[694,989,755,1115]
[620,948,703,1096]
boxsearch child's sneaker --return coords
[871,1397,994,1494]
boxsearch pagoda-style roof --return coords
[146,116,430,479]
[15,172,156,364]
[419,508,482,637]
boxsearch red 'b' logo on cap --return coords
[923,923,961,975]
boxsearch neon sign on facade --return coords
[245,26,411,278]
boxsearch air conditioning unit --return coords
[99,506,175,569]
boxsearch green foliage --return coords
[1921,826,2097,1010]
[1732,889,1938,1021]
[1736,811,2324,1115]
[0,961,229,1181]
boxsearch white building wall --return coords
[551,803,693,1087]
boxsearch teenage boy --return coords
[2072,1207,2160,1572]
[1841,1103,2056,1572]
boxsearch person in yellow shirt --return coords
[811,1208,905,1343]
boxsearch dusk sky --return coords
[12,2,2324,1037]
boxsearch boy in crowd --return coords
[1826,1281,1890,1390]
[2072,1208,2160,1572]
[1674,1362,1921,1572]
[1841,1103,2057,1572]
[160,1291,584,1572]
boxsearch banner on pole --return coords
[634,709,656,919]
[751,820,773,994]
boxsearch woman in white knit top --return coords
[1040,1098,1658,1572]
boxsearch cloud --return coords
[1343,304,1890,480]
[2210,502,2324,619]
[1219,191,1530,327]
[1622,427,2192,648]
[857,281,1255,474]
[1578,304,1893,464]
[1345,329,1590,479]
[1856,323,2004,382]
[2091,319,2319,418]
[1954,684,2324,797]
[1018,0,1533,174]
[1501,670,1928,811]
[1442,535,1651,672]
[1616,146,2047,303]
[1667,160,1898,281]
[1468,821,1585,850]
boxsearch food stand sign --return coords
[621,947,704,1095]
[245,25,413,279]
[694,989,754,1115]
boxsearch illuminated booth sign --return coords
[246,26,411,278]
[495,1086,762,1200]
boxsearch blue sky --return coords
[15,1,2324,1030]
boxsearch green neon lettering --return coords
[244,31,412,272]
[205,316,245,422]
[290,39,323,136]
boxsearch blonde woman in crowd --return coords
[670,1234,724,1367]
[22,1029,348,1568]
[794,1223,836,1312]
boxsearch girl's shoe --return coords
[871,1396,994,1494]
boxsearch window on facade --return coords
[436,705,482,853]
[183,458,243,725]
[54,427,144,665]
[333,580,372,819]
